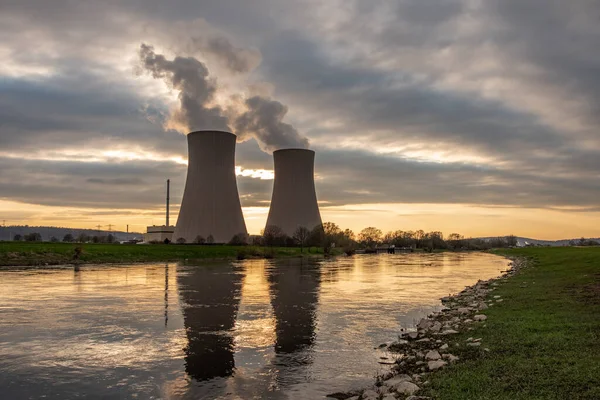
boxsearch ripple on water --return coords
[0,253,507,399]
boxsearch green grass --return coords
[0,241,330,266]
[422,247,600,400]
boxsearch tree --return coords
[358,227,382,248]
[293,226,310,253]
[50,236,59,243]
[194,235,206,244]
[176,237,186,244]
[77,233,89,243]
[63,233,74,242]
[107,234,115,244]
[229,233,248,246]
[263,225,285,247]
[206,234,214,244]
[13,234,22,241]
[322,222,342,237]
[24,232,42,242]
[506,235,518,247]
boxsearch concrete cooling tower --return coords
[173,130,247,243]
[265,149,322,236]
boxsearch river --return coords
[0,252,508,399]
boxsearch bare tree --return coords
[263,225,285,247]
[293,226,310,253]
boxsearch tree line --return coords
[174,222,518,253]
[13,233,117,243]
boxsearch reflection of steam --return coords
[177,264,243,381]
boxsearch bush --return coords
[176,237,186,244]
[194,235,206,244]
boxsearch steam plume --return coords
[138,43,309,153]
[138,43,230,133]
[235,96,310,153]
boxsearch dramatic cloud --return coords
[186,36,262,74]
[1,0,599,237]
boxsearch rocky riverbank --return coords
[328,257,527,400]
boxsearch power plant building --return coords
[173,130,247,243]
[265,149,322,236]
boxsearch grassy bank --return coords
[422,247,600,400]
[0,242,330,266]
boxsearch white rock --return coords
[441,329,459,335]
[395,381,420,395]
[382,395,396,400]
[467,342,481,347]
[473,314,487,321]
[416,338,431,343]
[457,307,471,314]
[408,331,419,340]
[384,374,412,387]
[496,299,504,302]
[493,295,501,299]
[430,321,442,332]
[466,337,473,342]
[447,354,459,362]
[428,360,447,370]
[362,389,379,400]
[347,397,359,400]
[425,350,441,360]
[417,318,433,330]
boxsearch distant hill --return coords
[0,225,143,242]
[478,236,600,247]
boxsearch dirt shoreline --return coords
[328,256,527,400]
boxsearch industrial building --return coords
[172,130,247,243]
[265,149,322,236]
[144,179,175,243]
[144,225,175,243]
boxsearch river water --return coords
[0,252,507,399]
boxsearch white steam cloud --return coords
[138,43,230,133]
[137,42,309,153]
[235,96,309,153]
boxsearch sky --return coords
[1,0,599,239]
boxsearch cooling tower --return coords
[265,149,322,236]
[173,130,247,243]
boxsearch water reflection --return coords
[0,253,509,399]
[268,260,320,355]
[177,263,243,382]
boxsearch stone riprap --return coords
[327,257,527,400]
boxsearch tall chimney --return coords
[173,131,247,243]
[166,179,170,227]
[265,149,322,236]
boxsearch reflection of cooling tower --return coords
[265,149,322,236]
[178,264,243,382]
[268,261,320,354]
[173,131,247,243]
